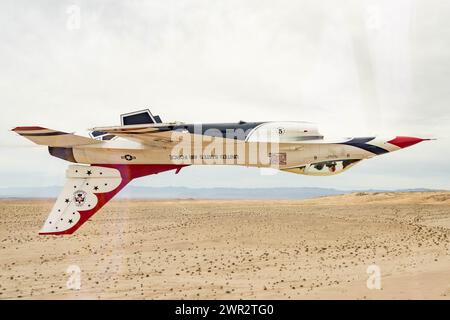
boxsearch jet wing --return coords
[91,123,234,148]
[12,126,102,147]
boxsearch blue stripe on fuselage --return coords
[340,137,389,155]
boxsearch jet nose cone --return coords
[388,136,428,149]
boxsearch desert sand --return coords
[0,192,449,300]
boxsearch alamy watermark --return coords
[66,5,81,31]
[366,264,381,290]
[66,264,81,290]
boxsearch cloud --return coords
[0,0,449,189]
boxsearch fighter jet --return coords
[12,109,430,235]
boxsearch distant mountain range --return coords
[0,186,443,200]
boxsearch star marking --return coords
[65,198,69,203]
[87,170,92,176]
[68,219,73,224]
[94,186,99,191]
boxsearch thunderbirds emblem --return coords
[73,190,87,206]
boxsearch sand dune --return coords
[0,192,449,299]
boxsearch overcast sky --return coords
[1,0,449,190]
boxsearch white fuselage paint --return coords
[70,127,400,172]
[59,122,402,176]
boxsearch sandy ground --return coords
[0,192,449,300]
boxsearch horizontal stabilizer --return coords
[12,126,101,147]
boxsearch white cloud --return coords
[0,0,449,189]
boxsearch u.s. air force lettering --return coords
[169,154,239,161]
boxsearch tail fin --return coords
[12,126,101,147]
[39,164,187,235]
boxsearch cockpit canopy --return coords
[246,121,323,142]
[283,159,361,176]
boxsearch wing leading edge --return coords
[12,126,101,147]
